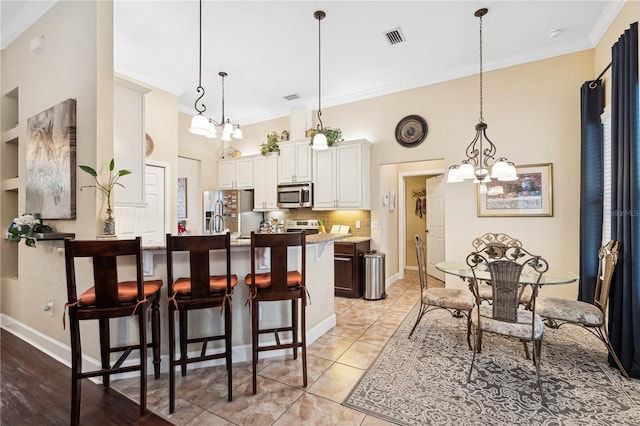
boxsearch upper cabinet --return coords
[313,139,371,210]
[253,155,278,211]
[218,157,254,189]
[114,77,150,207]
[278,139,312,184]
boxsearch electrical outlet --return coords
[371,220,379,229]
[355,220,361,229]
[43,298,54,317]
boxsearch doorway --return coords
[398,168,445,281]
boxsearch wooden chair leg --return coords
[292,299,298,360]
[138,308,148,416]
[98,318,110,387]
[301,296,307,387]
[225,301,233,401]
[151,294,161,379]
[168,305,176,414]
[252,299,259,395]
[70,319,82,426]
[179,310,188,377]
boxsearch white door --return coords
[426,175,445,280]
[141,164,165,246]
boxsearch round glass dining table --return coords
[435,261,579,286]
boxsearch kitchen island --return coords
[142,232,347,367]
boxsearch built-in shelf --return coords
[2,126,19,144]
[34,232,75,240]
[2,178,19,191]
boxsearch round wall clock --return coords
[395,115,428,147]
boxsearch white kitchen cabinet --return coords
[253,154,278,211]
[278,139,312,184]
[313,139,371,210]
[218,157,254,189]
[114,77,150,207]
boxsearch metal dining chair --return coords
[536,240,629,379]
[467,242,549,405]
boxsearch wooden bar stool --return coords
[165,233,236,413]
[245,231,308,394]
[63,236,162,426]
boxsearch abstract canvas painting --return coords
[26,98,77,219]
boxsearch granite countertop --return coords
[143,232,366,251]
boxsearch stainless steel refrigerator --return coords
[203,189,263,235]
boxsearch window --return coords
[601,105,611,245]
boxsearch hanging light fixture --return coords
[447,8,516,184]
[188,0,242,142]
[311,10,328,151]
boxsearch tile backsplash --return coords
[265,208,371,238]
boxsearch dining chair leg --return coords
[179,310,188,377]
[467,329,480,382]
[532,337,546,406]
[99,318,110,387]
[225,301,233,401]
[151,295,161,379]
[408,303,426,338]
[292,299,298,360]
[599,326,631,379]
[70,319,82,426]
[251,299,259,395]
[465,313,472,350]
[168,306,176,414]
[137,308,148,416]
[301,296,307,388]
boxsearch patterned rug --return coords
[343,305,640,425]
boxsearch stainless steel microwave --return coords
[277,183,313,208]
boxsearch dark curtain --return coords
[609,22,639,378]
[578,81,604,303]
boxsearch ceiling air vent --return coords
[284,94,300,101]
[384,28,405,46]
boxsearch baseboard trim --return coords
[0,311,337,380]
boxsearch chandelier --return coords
[447,8,516,189]
[311,10,328,151]
[188,0,242,142]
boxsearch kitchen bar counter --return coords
[142,232,361,251]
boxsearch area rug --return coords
[343,305,640,425]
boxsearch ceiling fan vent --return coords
[384,28,405,45]
[284,94,300,101]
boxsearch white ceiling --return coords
[1,1,625,125]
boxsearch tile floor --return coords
[113,270,443,425]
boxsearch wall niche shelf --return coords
[2,126,19,144]
[34,232,75,241]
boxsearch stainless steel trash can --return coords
[364,250,386,300]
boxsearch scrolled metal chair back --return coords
[594,240,619,313]
[467,245,548,323]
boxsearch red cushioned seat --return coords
[173,275,238,295]
[78,279,163,306]
[244,271,302,289]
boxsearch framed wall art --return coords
[477,163,553,217]
[26,98,77,219]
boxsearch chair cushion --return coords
[244,271,303,289]
[173,275,238,295]
[471,305,543,339]
[536,296,603,326]
[78,279,163,306]
[424,287,474,311]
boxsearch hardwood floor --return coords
[0,329,171,426]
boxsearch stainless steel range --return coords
[284,219,320,235]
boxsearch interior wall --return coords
[0,1,112,355]
[405,175,427,268]
[178,156,200,234]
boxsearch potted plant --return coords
[307,127,344,147]
[6,214,53,248]
[79,159,131,235]
[260,132,281,156]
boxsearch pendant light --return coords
[447,8,517,184]
[188,0,242,141]
[311,10,328,151]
